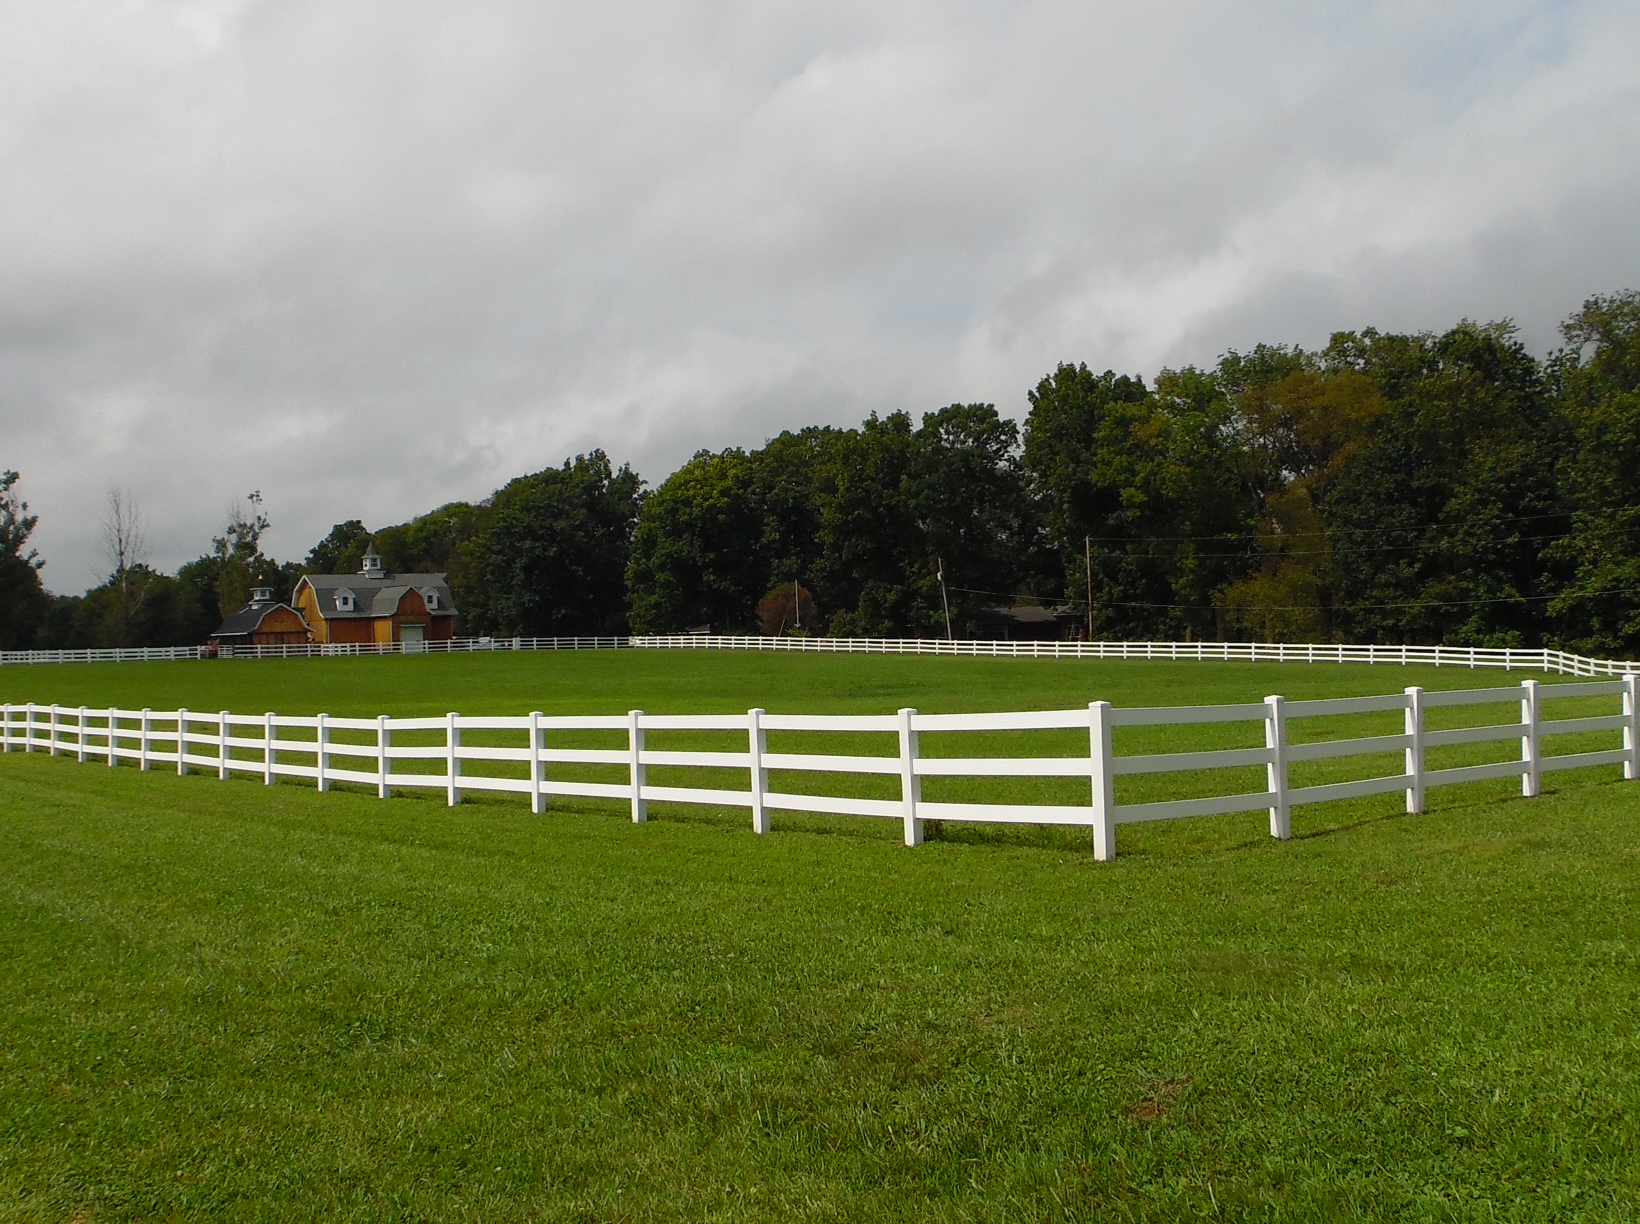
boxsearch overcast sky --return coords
[5,1,1639,590]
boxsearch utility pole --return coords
[937,557,953,641]
[1085,535,1094,641]
[793,578,801,631]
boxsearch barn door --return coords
[400,623,426,653]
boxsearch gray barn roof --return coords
[297,572,457,620]
[212,601,303,639]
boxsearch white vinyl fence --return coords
[2,634,1636,677]
[6,676,1636,860]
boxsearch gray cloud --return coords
[3,0,1638,588]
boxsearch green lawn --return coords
[3,652,1638,1220]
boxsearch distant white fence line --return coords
[1,633,1638,676]
[7,676,1636,859]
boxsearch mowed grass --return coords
[3,651,1639,1221]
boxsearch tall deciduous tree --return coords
[470,451,643,636]
[1548,291,1640,652]
[0,470,48,649]
[627,449,765,632]
[1023,364,1256,638]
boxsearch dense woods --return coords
[5,292,1639,653]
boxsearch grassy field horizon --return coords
[4,652,1638,1219]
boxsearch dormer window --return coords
[423,589,441,611]
[335,587,357,613]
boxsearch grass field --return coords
[3,651,1639,1220]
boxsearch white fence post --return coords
[528,711,544,814]
[218,711,230,780]
[177,709,189,776]
[1625,673,1639,782]
[316,713,330,792]
[1404,686,1425,814]
[748,707,770,834]
[49,705,60,756]
[446,712,460,807]
[106,708,117,766]
[140,708,151,770]
[263,713,275,786]
[77,706,88,763]
[1520,680,1541,798]
[1,704,10,753]
[898,707,922,847]
[1090,701,1116,862]
[628,709,647,822]
[378,714,391,800]
[1264,695,1291,840]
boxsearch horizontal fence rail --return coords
[6,675,1636,860]
[0,633,1635,676]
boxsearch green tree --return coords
[627,449,766,632]
[304,520,373,575]
[212,491,276,619]
[470,451,643,636]
[1547,291,1640,652]
[0,470,49,650]
[1319,323,1566,646]
[1022,364,1257,638]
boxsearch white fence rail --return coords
[1,633,1635,676]
[7,676,1636,860]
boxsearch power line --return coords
[1070,508,1583,546]
[947,582,1640,614]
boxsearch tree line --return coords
[3,291,1638,654]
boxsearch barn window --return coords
[336,588,356,612]
[424,589,441,611]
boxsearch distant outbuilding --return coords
[292,544,458,649]
[211,586,312,648]
[972,604,1080,641]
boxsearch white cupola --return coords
[360,543,386,579]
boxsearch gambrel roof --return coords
[212,601,305,638]
[295,572,457,620]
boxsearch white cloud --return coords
[2,0,1637,588]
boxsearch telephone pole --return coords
[937,557,953,641]
[1085,535,1094,641]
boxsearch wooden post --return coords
[528,711,544,814]
[316,713,330,792]
[1404,686,1425,814]
[1520,680,1541,798]
[1090,701,1116,862]
[48,705,60,756]
[446,712,461,807]
[1265,695,1291,840]
[378,715,391,800]
[177,709,189,776]
[218,711,230,780]
[628,710,647,822]
[897,707,922,847]
[140,708,151,771]
[77,706,88,763]
[264,713,275,786]
[107,708,118,767]
[748,708,769,834]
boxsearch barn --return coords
[211,587,313,648]
[292,545,458,649]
